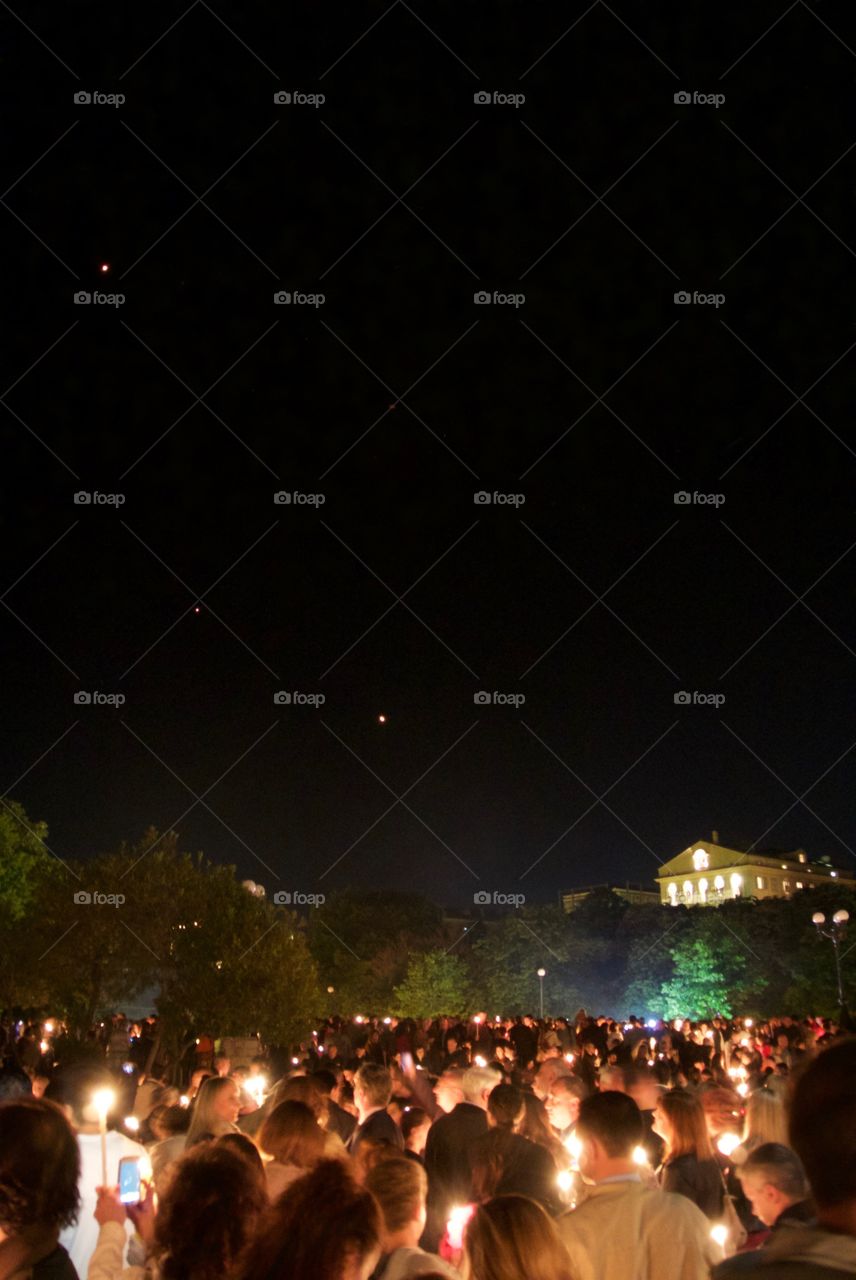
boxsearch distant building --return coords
[560,883,660,913]
[655,833,855,906]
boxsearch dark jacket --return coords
[712,1221,856,1279]
[326,1099,357,1145]
[348,1107,404,1157]
[423,1103,488,1249]
[660,1153,724,1220]
[470,1128,561,1214]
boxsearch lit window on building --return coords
[799,852,807,864]
[698,877,708,903]
[756,876,765,890]
[693,849,709,871]
[667,882,678,905]
[731,873,742,897]
[683,880,694,902]
[714,875,725,891]
[783,880,791,893]
[796,881,803,889]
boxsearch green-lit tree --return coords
[659,936,744,1019]
[392,951,471,1019]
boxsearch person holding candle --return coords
[45,1066,146,1280]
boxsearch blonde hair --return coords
[365,1156,426,1234]
[743,1089,788,1150]
[462,1196,573,1280]
[186,1077,239,1146]
[659,1090,714,1161]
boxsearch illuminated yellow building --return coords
[656,835,854,906]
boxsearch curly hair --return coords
[154,1143,267,1280]
[236,1159,381,1280]
[0,1098,80,1233]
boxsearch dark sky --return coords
[2,2,855,910]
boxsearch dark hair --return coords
[259,1101,325,1168]
[0,1098,80,1232]
[354,1063,393,1109]
[401,1107,428,1143]
[739,1142,808,1202]
[155,1144,267,1280]
[488,1084,524,1129]
[216,1133,265,1181]
[43,1063,114,1125]
[789,1038,856,1208]
[237,1159,381,1280]
[311,1069,337,1096]
[576,1091,644,1157]
[0,1066,33,1102]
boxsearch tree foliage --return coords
[392,951,471,1019]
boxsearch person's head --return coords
[624,1068,660,1114]
[0,1066,33,1103]
[365,1156,427,1248]
[576,1092,644,1183]
[435,1069,464,1115]
[187,1076,241,1144]
[653,1089,714,1161]
[237,1159,381,1280]
[461,1195,572,1280]
[743,1088,788,1148]
[311,1069,337,1099]
[461,1067,502,1110]
[353,1064,392,1119]
[401,1107,430,1155]
[216,1133,266,1184]
[150,1104,189,1142]
[545,1076,587,1134]
[597,1066,627,1093]
[699,1086,741,1140]
[789,1038,856,1220]
[155,1143,266,1280]
[487,1084,524,1130]
[0,1099,80,1238]
[737,1143,810,1227]
[272,1076,324,1121]
[42,1063,115,1130]
[533,1058,571,1101]
[259,1101,325,1169]
[214,1055,231,1077]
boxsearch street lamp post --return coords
[537,968,546,1020]
[812,910,850,1009]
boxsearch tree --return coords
[392,951,471,1019]
[0,800,59,921]
[659,936,744,1019]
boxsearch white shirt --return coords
[60,1130,148,1279]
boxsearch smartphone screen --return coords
[118,1156,141,1205]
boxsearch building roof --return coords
[656,838,854,883]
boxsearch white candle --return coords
[92,1089,115,1187]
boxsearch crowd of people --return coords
[0,1009,854,1280]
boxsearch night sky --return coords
[2,2,855,910]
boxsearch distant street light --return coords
[537,968,546,1019]
[812,910,850,1009]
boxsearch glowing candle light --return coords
[92,1088,115,1187]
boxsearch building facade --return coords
[655,837,854,906]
